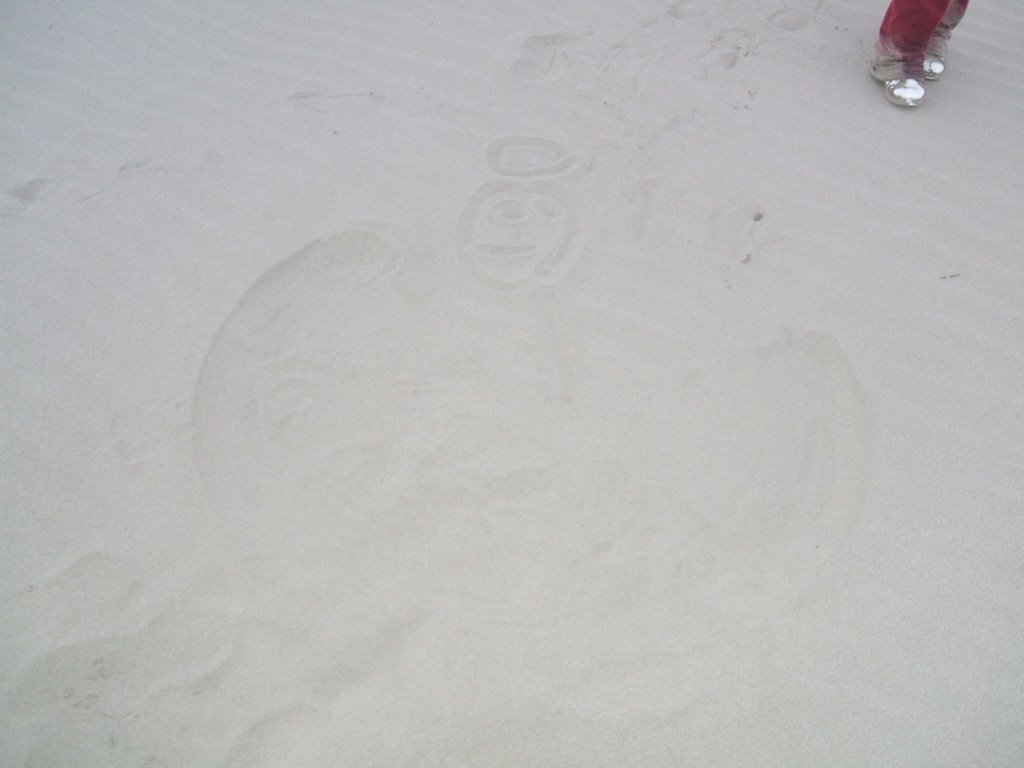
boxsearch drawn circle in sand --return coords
[457,180,579,287]
[485,136,579,179]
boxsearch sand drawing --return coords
[192,228,421,538]
[7,0,1022,762]
[457,181,578,287]
[458,137,582,288]
[192,177,870,609]
[485,136,580,178]
[191,133,870,563]
[184,129,871,755]
[668,331,871,617]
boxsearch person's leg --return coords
[925,0,969,79]
[940,0,969,32]
[871,0,954,106]
[879,0,954,56]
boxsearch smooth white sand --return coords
[2,0,1022,765]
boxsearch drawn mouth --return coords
[473,243,540,258]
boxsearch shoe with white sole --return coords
[870,42,928,107]
[924,35,947,81]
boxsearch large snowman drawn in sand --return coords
[192,136,871,727]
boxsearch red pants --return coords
[879,0,969,54]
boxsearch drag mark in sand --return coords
[286,90,378,114]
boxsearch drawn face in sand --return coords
[455,136,583,288]
[458,181,578,286]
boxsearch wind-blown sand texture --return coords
[2,0,1022,765]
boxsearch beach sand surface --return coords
[2,0,1022,765]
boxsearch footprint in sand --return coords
[696,27,761,108]
[1,178,50,218]
[705,198,769,268]
[9,605,237,763]
[666,0,703,21]
[507,32,590,83]
[767,7,816,32]
[701,27,759,73]
[8,608,237,715]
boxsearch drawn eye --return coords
[533,199,561,219]
[491,199,528,223]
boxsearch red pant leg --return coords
[879,0,954,54]
[938,0,969,36]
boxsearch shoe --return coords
[872,74,926,107]
[923,56,944,80]
[924,36,948,81]
[870,41,927,107]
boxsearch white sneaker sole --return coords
[924,55,944,81]
[878,77,926,107]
